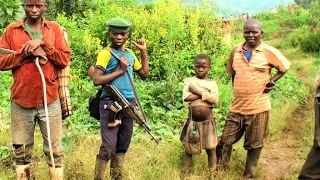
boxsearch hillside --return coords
[137,0,295,17]
[214,0,295,17]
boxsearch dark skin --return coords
[21,0,48,64]
[183,58,217,177]
[237,19,286,93]
[92,30,149,86]
[184,58,216,121]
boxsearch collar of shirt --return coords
[236,41,264,52]
[11,17,50,29]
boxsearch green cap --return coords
[106,18,132,33]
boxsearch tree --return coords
[294,0,315,8]
[46,0,94,18]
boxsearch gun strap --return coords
[100,48,125,99]
[108,49,148,122]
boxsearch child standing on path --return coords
[180,53,219,179]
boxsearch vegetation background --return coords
[0,0,319,179]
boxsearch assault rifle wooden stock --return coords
[105,84,160,144]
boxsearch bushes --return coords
[255,5,319,53]
[291,0,320,53]
[52,0,234,136]
[300,31,320,52]
[0,0,23,34]
[289,25,309,47]
[281,8,314,29]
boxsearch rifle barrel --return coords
[141,122,151,131]
[147,130,160,144]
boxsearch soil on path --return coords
[259,56,314,179]
[259,97,313,179]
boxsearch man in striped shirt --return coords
[216,19,291,179]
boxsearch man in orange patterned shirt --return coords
[216,19,290,179]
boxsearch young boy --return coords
[91,18,149,180]
[181,53,219,178]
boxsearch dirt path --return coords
[259,52,315,179]
[259,96,313,179]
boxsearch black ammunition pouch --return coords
[88,89,103,120]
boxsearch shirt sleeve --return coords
[226,46,237,75]
[0,27,25,70]
[182,78,192,103]
[202,80,219,105]
[264,45,291,73]
[43,22,71,69]
[95,50,111,70]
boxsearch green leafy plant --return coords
[0,0,24,33]
[0,146,10,160]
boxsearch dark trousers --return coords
[298,145,320,179]
[97,99,134,161]
[298,87,320,179]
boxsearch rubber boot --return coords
[216,144,223,165]
[15,164,30,180]
[110,153,125,180]
[242,148,262,180]
[94,156,109,180]
[206,149,217,179]
[49,167,63,180]
[181,151,192,180]
[216,145,232,170]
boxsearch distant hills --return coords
[214,0,295,17]
[137,0,295,17]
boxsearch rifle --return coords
[108,49,148,123]
[105,84,160,144]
